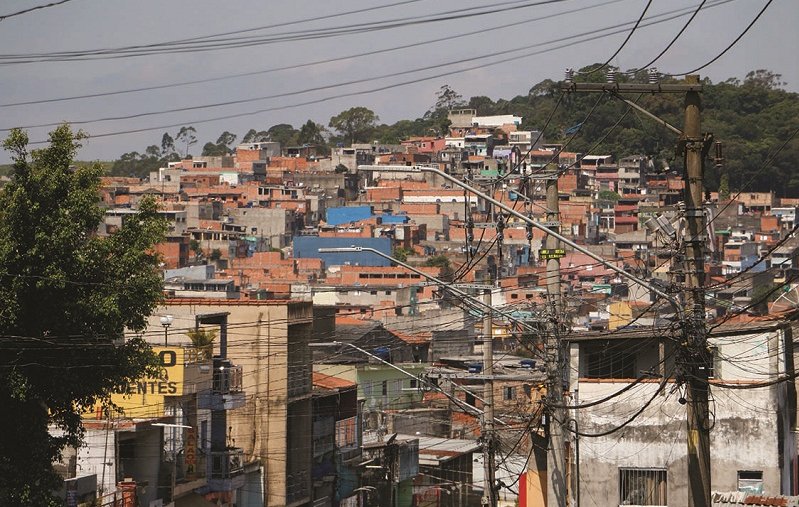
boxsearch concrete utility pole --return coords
[544,166,567,507]
[681,74,711,507]
[482,288,497,507]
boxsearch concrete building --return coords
[565,317,798,505]
[154,300,315,507]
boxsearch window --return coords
[619,468,666,506]
[409,379,418,389]
[503,386,516,401]
[703,346,720,379]
[737,471,763,494]
[465,392,475,406]
[381,380,388,396]
[586,346,636,379]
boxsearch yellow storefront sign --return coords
[86,347,185,419]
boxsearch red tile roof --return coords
[313,372,356,390]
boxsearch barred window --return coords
[619,468,667,506]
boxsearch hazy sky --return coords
[0,0,795,162]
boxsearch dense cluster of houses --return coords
[56,109,799,506]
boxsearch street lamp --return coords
[160,315,173,346]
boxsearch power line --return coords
[664,0,774,77]
[0,0,75,22]
[577,0,653,76]
[0,0,627,109]
[0,0,570,64]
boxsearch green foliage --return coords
[294,120,330,156]
[424,254,454,281]
[210,248,222,261]
[329,107,379,145]
[267,123,299,148]
[242,128,269,143]
[189,239,202,256]
[110,130,182,178]
[186,327,216,360]
[334,163,349,174]
[176,126,198,157]
[718,173,731,201]
[0,126,166,505]
[598,190,621,201]
[202,131,238,156]
[393,247,413,262]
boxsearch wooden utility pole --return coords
[544,166,567,507]
[682,74,711,507]
[560,75,710,506]
[482,288,497,507]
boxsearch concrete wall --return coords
[226,207,293,248]
[574,381,784,505]
[570,325,795,505]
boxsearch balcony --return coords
[207,447,246,492]
[198,358,246,410]
[288,363,311,399]
[286,470,311,505]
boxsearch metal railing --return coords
[286,470,310,504]
[619,467,667,506]
[210,447,244,479]
[212,364,243,394]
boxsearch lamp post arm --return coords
[324,246,539,334]
[359,165,683,320]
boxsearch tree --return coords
[189,239,203,260]
[393,247,413,263]
[329,107,379,145]
[743,70,786,90]
[266,123,298,148]
[110,150,162,179]
[202,141,227,157]
[297,120,327,146]
[718,173,731,201]
[242,129,269,143]
[0,125,166,505]
[434,84,465,111]
[201,130,238,157]
[216,131,237,150]
[161,132,176,158]
[425,254,454,281]
[176,126,198,157]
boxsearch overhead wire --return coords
[6,0,738,144]
[576,0,654,76]
[0,0,628,108]
[0,0,75,22]
[664,0,775,77]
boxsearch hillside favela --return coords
[1,1,798,507]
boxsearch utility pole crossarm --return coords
[559,82,703,93]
